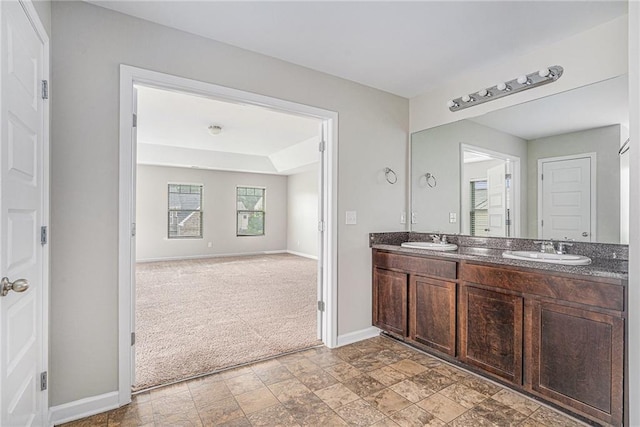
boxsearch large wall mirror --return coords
[410,75,629,244]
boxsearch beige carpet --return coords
[134,253,320,391]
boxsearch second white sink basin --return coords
[401,241,458,251]
[503,250,591,266]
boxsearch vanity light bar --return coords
[447,65,564,112]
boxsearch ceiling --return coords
[88,1,627,98]
[136,86,322,174]
[111,2,628,173]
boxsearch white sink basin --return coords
[502,250,591,266]
[401,242,458,251]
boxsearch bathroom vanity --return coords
[370,233,627,426]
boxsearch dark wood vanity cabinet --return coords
[409,275,456,356]
[459,285,523,384]
[372,250,457,348]
[372,267,408,337]
[529,300,624,426]
[372,249,626,426]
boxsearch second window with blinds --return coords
[236,186,265,236]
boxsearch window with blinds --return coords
[168,184,203,239]
[470,180,488,237]
[236,187,265,236]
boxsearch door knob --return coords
[1,277,29,297]
[582,232,589,237]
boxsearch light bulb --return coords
[517,75,528,85]
[446,100,458,108]
[538,68,551,78]
[208,125,223,135]
[461,95,471,102]
[478,88,489,97]
[496,82,507,91]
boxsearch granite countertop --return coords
[371,243,628,281]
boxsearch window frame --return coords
[167,183,204,239]
[236,186,266,237]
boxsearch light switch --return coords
[449,212,457,223]
[411,212,417,224]
[400,212,406,224]
[345,211,357,225]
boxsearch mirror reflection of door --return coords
[539,154,594,242]
[487,164,507,237]
[462,146,517,238]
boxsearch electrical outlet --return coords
[345,211,357,225]
[411,212,417,224]
[449,213,457,223]
[207,242,212,248]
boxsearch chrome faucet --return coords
[441,235,448,244]
[431,234,441,244]
[534,240,555,254]
[556,238,574,254]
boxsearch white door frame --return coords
[537,153,596,241]
[0,0,49,423]
[459,144,521,238]
[118,65,338,405]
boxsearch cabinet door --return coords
[459,285,523,384]
[410,275,456,356]
[530,301,623,426]
[373,268,407,337]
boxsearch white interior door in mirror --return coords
[540,156,593,242]
[0,1,46,425]
[487,164,507,237]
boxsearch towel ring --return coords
[619,138,630,155]
[384,167,397,184]
[422,172,437,188]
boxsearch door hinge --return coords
[317,301,325,312]
[131,223,136,237]
[41,80,48,100]
[318,140,325,152]
[541,219,544,227]
[318,221,325,232]
[132,113,137,128]
[40,226,47,245]
[40,371,47,391]
[541,173,544,181]
[131,332,136,346]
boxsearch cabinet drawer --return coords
[374,251,457,280]
[461,263,624,312]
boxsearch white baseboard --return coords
[137,250,287,263]
[336,326,380,347]
[49,391,120,426]
[286,250,318,260]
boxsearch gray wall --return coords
[287,166,319,258]
[527,125,621,243]
[50,1,408,405]
[136,166,287,261]
[411,120,528,235]
[32,0,51,36]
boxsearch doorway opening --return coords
[461,144,521,238]
[118,66,337,403]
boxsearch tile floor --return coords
[60,336,588,427]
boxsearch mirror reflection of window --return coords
[470,180,488,236]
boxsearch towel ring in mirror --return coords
[619,138,630,156]
[384,167,397,184]
[421,173,437,188]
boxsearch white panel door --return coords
[486,163,506,237]
[0,1,46,426]
[540,157,591,241]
